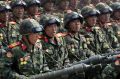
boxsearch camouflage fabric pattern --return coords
[40,35,69,70]
[1,39,46,79]
[64,32,94,63]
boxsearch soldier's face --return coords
[28,33,40,45]
[69,19,81,33]
[98,13,110,23]
[12,6,24,18]
[28,5,39,15]
[0,11,10,22]
[113,11,120,20]
[44,2,54,11]
[86,16,97,26]
[45,24,58,38]
[60,1,69,10]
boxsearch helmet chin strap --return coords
[22,35,32,46]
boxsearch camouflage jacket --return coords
[1,39,46,79]
[111,20,120,43]
[82,25,111,54]
[98,22,119,49]
[64,32,94,63]
[39,33,69,70]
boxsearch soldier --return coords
[1,18,47,79]
[64,11,94,63]
[96,2,119,49]
[63,11,95,79]
[25,0,41,22]
[41,0,55,15]
[81,6,111,79]
[0,1,11,46]
[79,0,93,9]
[81,5,111,54]
[54,0,73,32]
[110,2,120,42]
[9,0,27,44]
[91,0,100,6]
[39,16,69,79]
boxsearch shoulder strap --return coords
[8,41,21,49]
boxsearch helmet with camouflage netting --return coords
[110,2,120,11]
[0,1,11,12]
[64,11,83,29]
[20,18,43,35]
[96,2,113,14]
[10,0,26,8]
[81,6,100,18]
[40,15,60,29]
[25,0,40,7]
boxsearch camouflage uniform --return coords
[110,2,120,43]
[1,19,46,79]
[40,16,69,71]
[54,0,72,32]
[96,2,119,49]
[81,6,111,79]
[8,0,27,44]
[63,12,95,79]
[0,1,11,46]
[81,6,111,54]
[63,12,94,63]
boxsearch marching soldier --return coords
[25,0,41,22]
[63,11,94,63]
[1,18,47,79]
[0,1,11,46]
[96,2,119,49]
[63,11,95,79]
[110,2,120,42]
[39,15,70,79]
[81,5,111,54]
[41,0,55,15]
[81,6,111,79]
[9,0,27,44]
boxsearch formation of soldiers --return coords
[0,0,120,79]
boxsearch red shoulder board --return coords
[55,32,68,38]
[9,21,16,25]
[8,42,21,49]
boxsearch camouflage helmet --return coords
[10,0,26,8]
[64,12,83,29]
[25,0,40,7]
[0,1,11,12]
[110,2,120,11]
[96,2,113,14]
[81,6,100,18]
[40,15,60,29]
[19,18,43,35]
